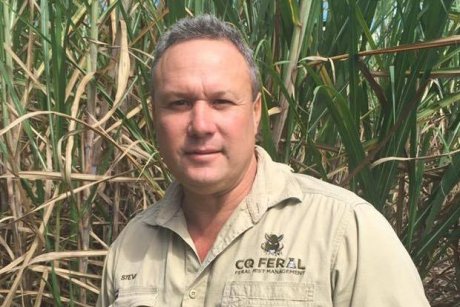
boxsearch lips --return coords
[185,148,220,155]
[183,148,222,161]
[185,149,220,155]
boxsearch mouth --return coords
[185,149,221,155]
[184,148,222,161]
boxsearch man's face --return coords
[152,39,261,196]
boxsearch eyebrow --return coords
[158,89,236,100]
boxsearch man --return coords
[98,15,430,306]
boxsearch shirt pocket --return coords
[111,286,158,307]
[221,281,315,306]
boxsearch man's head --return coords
[151,14,260,100]
[151,15,262,196]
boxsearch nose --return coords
[188,101,216,137]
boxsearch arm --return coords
[331,204,430,306]
[96,248,116,307]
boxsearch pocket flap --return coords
[113,287,158,307]
[223,281,314,305]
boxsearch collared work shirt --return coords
[97,147,429,306]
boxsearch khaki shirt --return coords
[97,147,429,306]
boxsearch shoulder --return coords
[110,181,183,250]
[289,172,391,245]
[255,146,368,211]
[260,161,379,249]
[291,172,368,207]
[107,207,157,256]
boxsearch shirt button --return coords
[189,289,197,299]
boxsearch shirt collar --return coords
[244,146,303,223]
[140,181,183,227]
[141,146,303,227]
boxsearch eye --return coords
[168,99,191,110]
[211,99,233,109]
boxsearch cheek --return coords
[156,119,180,149]
[157,116,184,136]
[237,112,257,133]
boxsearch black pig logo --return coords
[261,233,284,255]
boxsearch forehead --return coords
[156,39,249,75]
[153,39,252,98]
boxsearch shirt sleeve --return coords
[97,248,116,307]
[331,203,430,306]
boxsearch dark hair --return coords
[151,14,260,100]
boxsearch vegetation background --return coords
[0,0,459,306]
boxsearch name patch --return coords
[120,273,137,280]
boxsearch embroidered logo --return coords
[261,233,284,256]
[120,273,137,281]
[234,233,306,276]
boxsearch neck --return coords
[182,186,248,231]
[181,154,258,261]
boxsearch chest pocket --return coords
[111,286,158,307]
[221,281,315,306]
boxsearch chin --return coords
[180,174,224,193]
[185,175,221,187]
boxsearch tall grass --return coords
[1,0,459,305]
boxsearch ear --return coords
[253,93,262,133]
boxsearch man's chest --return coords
[111,213,338,306]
